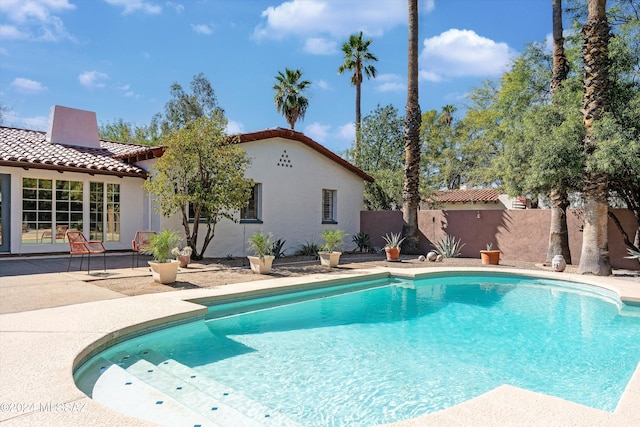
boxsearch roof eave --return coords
[0,160,148,178]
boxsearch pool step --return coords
[139,349,301,426]
[107,350,300,427]
[91,357,219,427]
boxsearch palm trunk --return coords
[578,0,612,275]
[355,81,362,165]
[547,0,572,264]
[402,0,421,254]
[547,189,572,263]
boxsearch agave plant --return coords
[382,232,406,249]
[625,248,640,261]
[433,235,466,258]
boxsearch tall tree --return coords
[338,31,378,165]
[160,72,222,135]
[355,104,405,210]
[547,0,573,264]
[273,68,311,130]
[578,0,612,275]
[144,113,253,260]
[402,0,422,253]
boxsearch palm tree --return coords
[273,68,311,130]
[402,0,422,254]
[439,104,456,127]
[578,0,612,275]
[547,0,572,265]
[338,31,378,164]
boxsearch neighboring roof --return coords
[237,128,375,183]
[434,188,500,203]
[0,126,164,178]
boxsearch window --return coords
[55,180,83,242]
[106,183,120,242]
[90,182,121,242]
[89,182,104,241]
[22,178,52,244]
[240,183,262,223]
[322,189,337,223]
[21,178,119,244]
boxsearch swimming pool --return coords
[74,273,640,426]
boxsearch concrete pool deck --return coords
[1,259,640,426]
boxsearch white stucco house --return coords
[0,106,373,258]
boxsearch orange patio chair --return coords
[66,230,106,273]
[132,230,156,268]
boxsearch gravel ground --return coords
[91,253,640,297]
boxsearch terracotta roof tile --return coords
[434,189,500,203]
[0,126,160,178]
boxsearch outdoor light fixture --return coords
[476,211,482,219]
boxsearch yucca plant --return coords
[433,235,466,258]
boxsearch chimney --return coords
[46,105,100,149]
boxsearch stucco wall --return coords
[161,137,365,258]
[1,166,150,254]
[361,209,639,270]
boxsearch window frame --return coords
[322,188,337,224]
[240,183,263,224]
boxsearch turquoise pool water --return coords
[76,274,640,426]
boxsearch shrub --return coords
[352,232,371,252]
[296,240,320,257]
[433,235,466,258]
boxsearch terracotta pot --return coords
[148,259,180,284]
[480,250,501,265]
[177,255,190,268]
[247,255,275,274]
[318,251,341,268]
[385,247,401,261]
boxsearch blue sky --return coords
[1,0,552,153]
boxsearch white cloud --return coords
[4,110,49,131]
[166,2,184,13]
[0,0,75,23]
[337,122,355,141]
[104,0,161,15]
[253,0,407,47]
[420,29,516,80]
[78,71,109,89]
[419,70,443,82]
[303,37,337,55]
[225,120,245,135]
[191,24,213,35]
[0,0,75,41]
[375,74,405,92]
[304,122,330,143]
[423,0,435,13]
[315,79,331,90]
[0,25,26,40]
[10,77,47,94]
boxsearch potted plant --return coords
[318,228,348,267]
[171,245,193,268]
[145,230,181,284]
[382,232,406,262]
[480,243,501,265]
[247,231,275,274]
